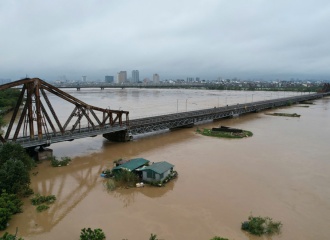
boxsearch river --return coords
[1,88,330,240]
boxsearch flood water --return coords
[1,88,329,240]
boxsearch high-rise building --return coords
[82,76,87,82]
[105,76,114,83]
[132,70,139,83]
[187,77,194,82]
[117,71,127,84]
[153,73,160,83]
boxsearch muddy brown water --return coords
[1,89,330,240]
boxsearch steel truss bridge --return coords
[0,78,329,149]
[0,78,129,148]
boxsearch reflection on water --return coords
[1,90,329,240]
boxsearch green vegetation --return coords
[49,156,71,167]
[209,237,229,240]
[36,204,49,212]
[0,231,24,240]
[0,89,21,131]
[0,191,23,230]
[0,160,32,197]
[113,169,140,188]
[0,142,35,170]
[0,89,21,113]
[30,194,56,212]
[196,128,253,139]
[241,215,282,236]
[149,233,159,240]
[104,179,116,191]
[31,193,56,205]
[265,112,300,117]
[0,143,34,197]
[0,142,35,230]
[80,228,106,240]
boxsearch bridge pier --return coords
[103,130,132,142]
[170,123,194,129]
[26,146,53,161]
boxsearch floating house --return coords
[139,161,174,182]
[112,158,150,173]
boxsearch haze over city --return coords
[1,0,330,82]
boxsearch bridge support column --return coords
[34,147,53,161]
[170,123,194,129]
[103,130,132,142]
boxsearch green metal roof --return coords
[112,158,150,171]
[140,161,174,174]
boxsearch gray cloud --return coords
[1,0,330,81]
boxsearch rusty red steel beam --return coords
[5,85,26,139]
[26,81,35,139]
[13,101,28,140]
[0,77,130,144]
[40,79,128,114]
[40,102,57,134]
[40,88,64,134]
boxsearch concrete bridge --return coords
[1,78,329,150]
[127,92,328,136]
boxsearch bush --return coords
[241,215,282,236]
[149,233,158,240]
[0,142,35,170]
[31,194,56,205]
[113,170,140,187]
[0,231,24,240]
[36,205,49,212]
[0,191,23,231]
[50,156,71,167]
[104,179,116,191]
[0,160,32,196]
[31,194,56,212]
[80,228,106,240]
[210,237,229,240]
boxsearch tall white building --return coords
[153,73,160,83]
[117,71,127,84]
[132,70,139,83]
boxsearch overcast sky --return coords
[1,0,330,82]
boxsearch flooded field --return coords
[1,89,329,240]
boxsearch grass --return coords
[196,128,253,139]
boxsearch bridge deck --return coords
[5,92,329,148]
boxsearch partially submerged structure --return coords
[138,161,175,182]
[112,158,150,173]
[102,158,177,187]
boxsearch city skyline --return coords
[1,1,330,82]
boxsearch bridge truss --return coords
[0,78,129,148]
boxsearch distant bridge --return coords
[53,82,215,90]
[0,78,329,149]
[128,92,328,135]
